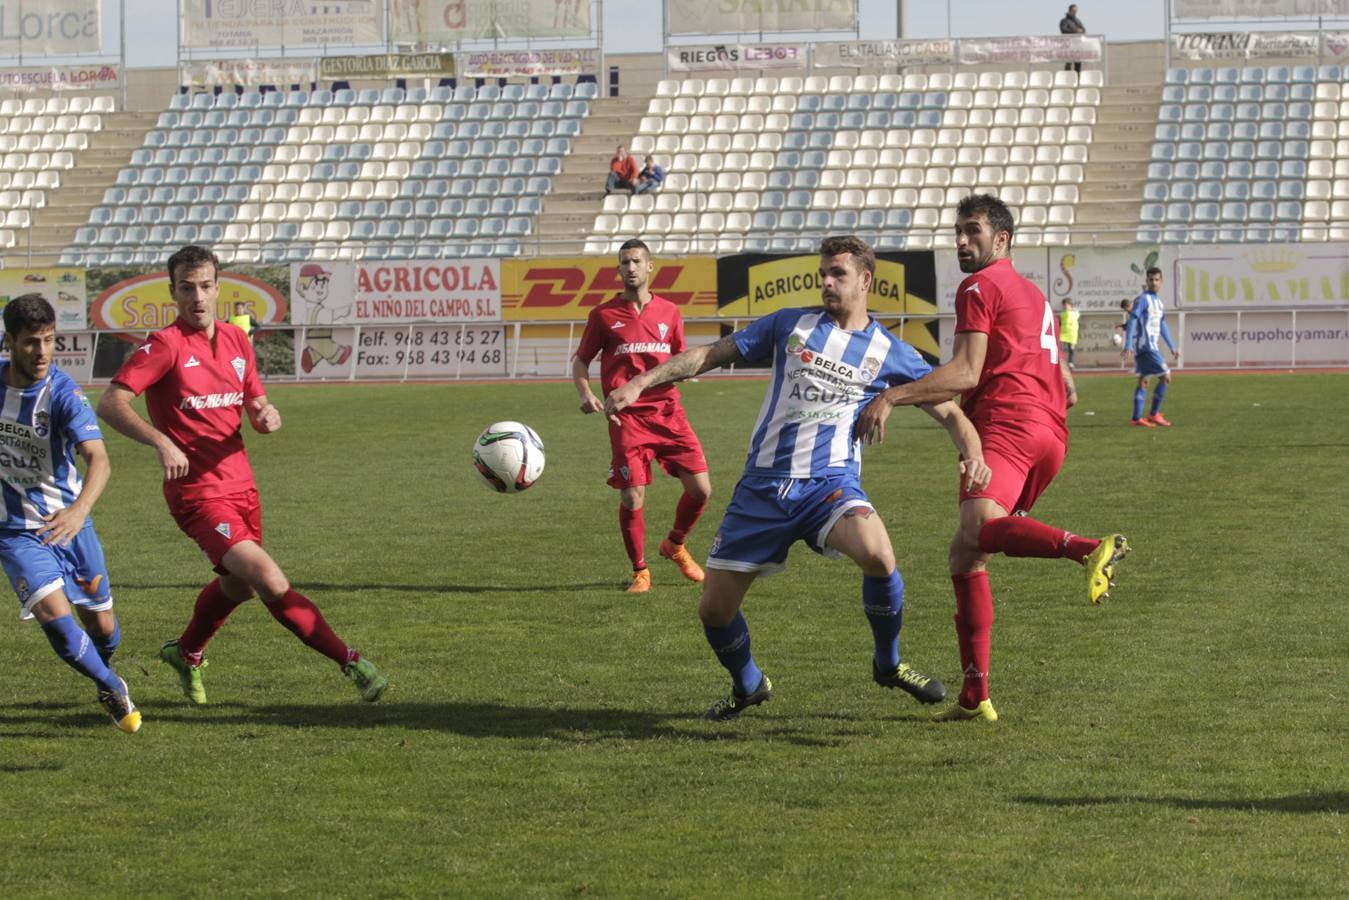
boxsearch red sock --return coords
[263,589,351,666]
[619,505,646,570]
[666,491,707,546]
[179,578,248,663]
[979,516,1099,563]
[952,571,994,708]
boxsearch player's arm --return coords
[36,438,110,547]
[856,331,988,444]
[1160,317,1179,359]
[603,335,744,422]
[1123,301,1141,357]
[1061,359,1078,409]
[246,394,281,434]
[96,383,190,480]
[919,401,992,493]
[571,356,602,414]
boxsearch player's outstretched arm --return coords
[37,438,110,547]
[920,401,992,493]
[246,395,281,434]
[570,356,602,414]
[856,332,988,444]
[603,335,743,422]
[96,383,190,480]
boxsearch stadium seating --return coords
[61,84,591,264]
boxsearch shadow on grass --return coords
[122,701,862,747]
[1015,792,1349,814]
[116,582,622,594]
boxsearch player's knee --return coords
[697,591,737,628]
[857,544,895,577]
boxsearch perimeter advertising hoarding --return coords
[0,268,87,329]
[716,251,941,362]
[1175,243,1349,309]
[181,0,383,50]
[1048,246,1178,313]
[0,63,119,91]
[1175,0,1349,17]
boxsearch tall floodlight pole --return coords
[1164,0,1172,70]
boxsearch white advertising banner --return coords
[0,63,118,91]
[290,260,501,326]
[180,58,317,89]
[1048,247,1178,313]
[1175,1,1349,18]
[459,48,596,78]
[1180,310,1349,367]
[957,34,1102,65]
[0,0,100,55]
[935,248,1052,315]
[1171,31,1318,60]
[668,0,855,35]
[390,0,592,43]
[815,39,954,69]
[181,0,384,50]
[1175,244,1349,309]
[667,43,808,73]
[352,324,508,378]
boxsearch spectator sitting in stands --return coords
[634,155,665,194]
[606,145,640,195]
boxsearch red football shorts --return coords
[170,488,263,569]
[959,416,1066,515]
[606,401,708,489]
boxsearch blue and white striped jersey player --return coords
[1124,266,1180,427]
[605,236,991,721]
[0,294,140,733]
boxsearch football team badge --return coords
[231,357,246,381]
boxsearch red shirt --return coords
[574,294,686,415]
[111,319,265,506]
[955,257,1067,440]
[610,154,639,183]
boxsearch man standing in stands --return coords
[1060,4,1086,73]
[605,145,640,195]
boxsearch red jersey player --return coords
[856,194,1129,722]
[96,245,388,704]
[571,238,711,592]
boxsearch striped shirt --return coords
[0,365,102,531]
[733,308,932,478]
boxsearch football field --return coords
[0,372,1345,897]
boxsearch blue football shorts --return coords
[0,522,113,620]
[1134,348,1170,377]
[706,473,872,575]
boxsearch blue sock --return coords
[863,570,904,672]
[92,616,120,665]
[41,614,122,694]
[1132,386,1146,420]
[703,612,763,696]
[1150,381,1168,415]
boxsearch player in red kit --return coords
[96,245,388,704]
[856,195,1128,722]
[572,238,711,593]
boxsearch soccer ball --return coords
[1111,332,1125,347]
[473,421,545,493]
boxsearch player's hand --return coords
[603,381,642,425]
[578,395,602,415]
[1065,388,1079,409]
[960,457,992,493]
[251,403,282,433]
[156,440,191,481]
[855,394,893,444]
[36,507,85,546]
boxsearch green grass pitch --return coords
[0,372,1345,896]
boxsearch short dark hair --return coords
[167,244,220,283]
[818,235,876,277]
[3,293,55,337]
[1146,266,1162,278]
[618,238,650,258]
[1120,298,1132,310]
[956,193,1016,243]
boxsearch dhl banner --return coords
[500,256,719,321]
[0,268,88,329]
[716,252,941,360]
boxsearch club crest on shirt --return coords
[786,334,805,355]
[32,410,50,438]
[231,357,246,381]
[657,322,669,339]
[860,357,882,381]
